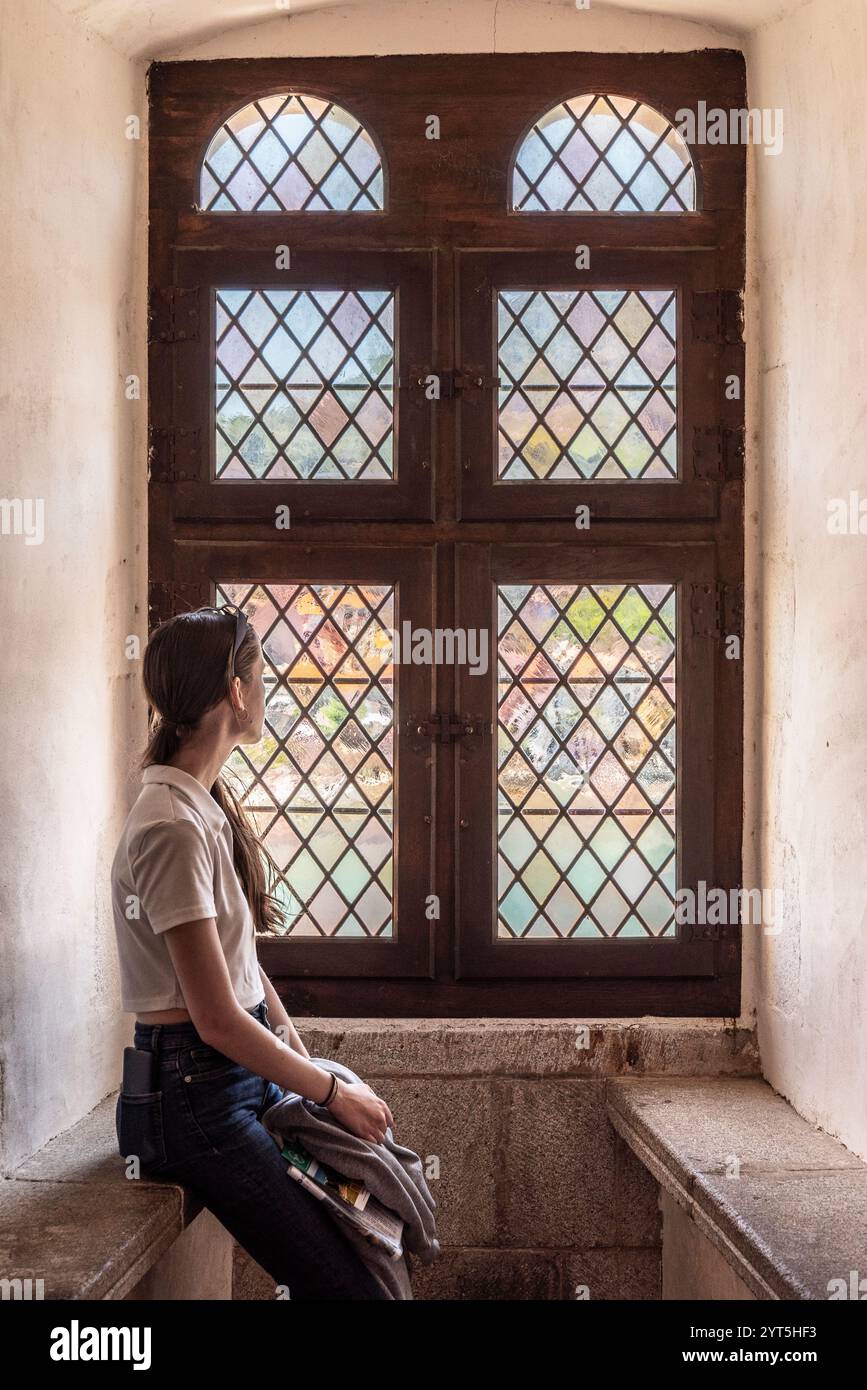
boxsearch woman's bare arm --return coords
[257,962,310,1059]
[164,917,330,1097]
[162,917,392,1141]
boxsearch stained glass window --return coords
[215,288,395,480]
[497,583,676,939]
[201,94,384,212]
[498,289,677,481]
[219,582,395,937]
[512,95,695,213]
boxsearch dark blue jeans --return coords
[116,999,388,1300]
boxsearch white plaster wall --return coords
[161,0,740,61]
[50,0,792,58]
[0,0,147,1169]
[745,0,867,1160]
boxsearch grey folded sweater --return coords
[261,1057,440,1300]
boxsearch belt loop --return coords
[150,1023,163,1054]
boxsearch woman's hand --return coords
[327,1079,394,1144]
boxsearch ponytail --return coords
[140,609,283,934]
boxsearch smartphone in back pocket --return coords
[122,1045,156,1095]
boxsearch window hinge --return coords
[693,426,745,482]
[147,581,209,628]
[689,582,745,640]
[147,426,201,482]
[406,714,490,744]
[692,290,743,345]
[148,286,202,344]
[403,367,501,398]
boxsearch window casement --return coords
[149,53,745,1017]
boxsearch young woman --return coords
[111,604,393,1300]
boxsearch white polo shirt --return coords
[110,764,263,1013]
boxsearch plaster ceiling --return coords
[50,0,805,59]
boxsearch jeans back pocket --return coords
[116,1091,168,1172]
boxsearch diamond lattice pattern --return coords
[201,94,384,211]
[215,288,394,480]
[498,289,677,481]
[497,583,677,940]
[512,94,695,213]
[219,583,395,938]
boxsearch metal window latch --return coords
[406,714,490,743]
[403,368,501,398]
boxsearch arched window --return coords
[200,93,385,211]
[512,95,696,213]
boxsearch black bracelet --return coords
[319,1072,338,1108]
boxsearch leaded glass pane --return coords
[498,289,677,480]
[497,583,676,939]
[512,95,695,213]
[201,94,384,212]
[215,289,395,480]
[219,583,395,938]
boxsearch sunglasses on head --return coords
[206,603,251,673]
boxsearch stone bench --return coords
[0,1095,232,1299]
[607,1077,867,1300]
[1,1021,762,1301]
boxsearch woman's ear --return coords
[228,673,246,717]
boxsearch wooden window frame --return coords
[153,249,435,521]
[457,249,739,521]
[457,542,718,980]
[149,52,745,1017]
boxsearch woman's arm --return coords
[257,963,310,1059]
[164,917,328,1096]
[163,917,393,1141]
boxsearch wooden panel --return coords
[149,52,747,234]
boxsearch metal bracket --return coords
[692,290,743,345]
[723,582,745,641]
[693,426,745,482]
[406,714,490,743]
[148,287,202,344]
[147,426,201,482]
[405,367,501,398]
[689,582,745,639]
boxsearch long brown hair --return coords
[140,607,283,933]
